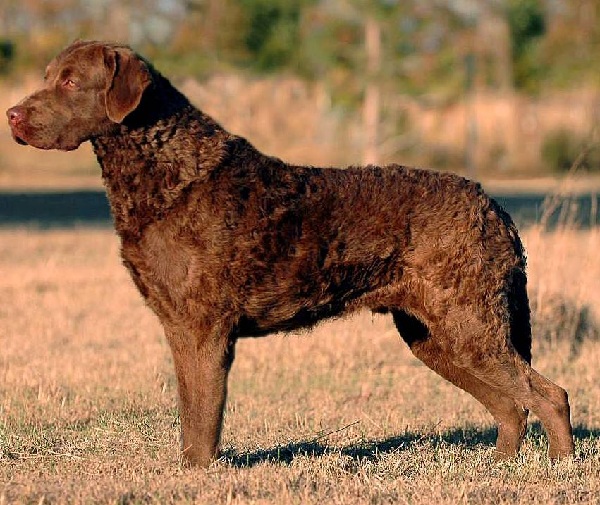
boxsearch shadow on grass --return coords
[223,424,500,468]
[573,425,600,441]
[223,421,600,468]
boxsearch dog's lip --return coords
[11,131,29,146]
[10,128,78,151]
[8,124,29,146]
[14,134,29,146]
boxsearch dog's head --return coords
[6,40,151,151]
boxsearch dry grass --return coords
[0,227,599,504]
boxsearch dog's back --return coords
[175,148,525,337]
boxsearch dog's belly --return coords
[236,300,350,336]
[236,250,399,336]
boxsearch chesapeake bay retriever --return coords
[6,40,575,467]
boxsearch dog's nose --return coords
[6,106,24,126]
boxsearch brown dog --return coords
[6,40,575,467]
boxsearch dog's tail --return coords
[506,266,533,365]
[487,197,533,364]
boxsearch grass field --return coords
[0,227,599,504]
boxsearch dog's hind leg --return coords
[392,309,528,457]
[392,309,574,459]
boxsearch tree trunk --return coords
[362,16,381,166]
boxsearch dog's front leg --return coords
[164,324,236,468]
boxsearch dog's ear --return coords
[103,47,151,123]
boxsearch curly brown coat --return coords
[6,40,574,467]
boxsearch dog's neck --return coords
[91,74,232,240]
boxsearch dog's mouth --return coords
[8,113,81,151]
[13,134,29,146]
[8,124,30,146]
[9,126,77,150]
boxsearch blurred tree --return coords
[0,0,598,97]
[0,40,15,75]
[541,0,600,89]
[506,0,546,91]
[238,0,313,72]
[0,0,97,74]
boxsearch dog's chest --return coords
[141,228,190,287]
[120,223,208,320]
